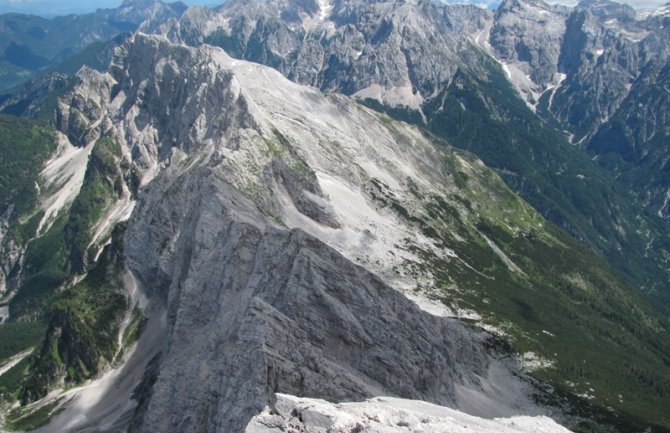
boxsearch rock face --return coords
[159,0,491,109]
[150,0,670,311]
[29,33,566,433]
[11,30,670,433]
[124,165,490,433]
[488,0,670,219]
[490,0,569,86]
[246,394,572,433]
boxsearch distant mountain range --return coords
[0,0,189,91]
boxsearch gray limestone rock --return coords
[490,0,569,85]
[162,0,491,108]
[124,163,491,433]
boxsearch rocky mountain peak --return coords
[576,0,636,17]
[17,31,576,432]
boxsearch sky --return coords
[0,0,223,16]
[0,0,667,17]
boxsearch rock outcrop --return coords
[124,165,492,433]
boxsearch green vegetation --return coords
[65,136,122,272]
[0,124,132,408]
[5,398,64,431]
[0,115,55,221]
[2,74,76,123]
[0,357,31,401]
[364,50,670,320]
[366,145,670,431]
[20,226,128,403]
[121,306,146,351]
[9,218,70,321]
[0,322,45,363]
[0,60,33,93]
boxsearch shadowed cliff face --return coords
[124,165,492,433]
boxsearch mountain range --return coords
[0,0,188,92]
[0,0,669,432]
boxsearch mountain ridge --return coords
[1,32,669,432]
[1,1,670,432]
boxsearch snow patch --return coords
[299,0,335,30]
[318,0,333,21]
[546,72,567,111]
[500,62,542,112]
[473,24,543,112]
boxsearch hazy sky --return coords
[0,0,667,17]
[0,0,223,16]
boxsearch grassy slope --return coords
[19,227,127,403]
[365,116,670,431]
[363,50,670,317]
[0,124,130,413]
[0,115,55,221]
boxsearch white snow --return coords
[472,20,494,51]
[601,19,650,42]
[37,133,94,235]
[471,22,544,112]
[637,5,670,18]
[299,0,336,30]
[246,394,573,433]
[651,5,670,16]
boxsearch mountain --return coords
[1,1,670,432]
[0,32,669,433]
[0,0,188,92]
[491,0,670,305]
[488,0,670,219]
[150,0,670,315]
